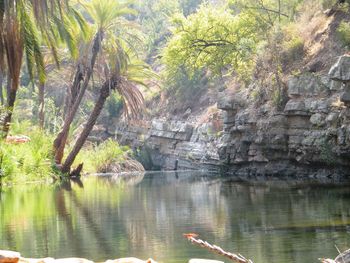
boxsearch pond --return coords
[0,171,350,263]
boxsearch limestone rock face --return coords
[103,56,350,178]
[287,74,328,98]
[329,55,350,81]
[284,100,309,116]
[0,250,20,263]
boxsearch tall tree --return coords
[0,0,85,138]
[52,0,137,165]
[60,0,155,174]
[162,4,260,79]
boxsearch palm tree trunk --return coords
[6,72,11,106]
[0,72,4,106]
[53,31,103,164]
[61,77,119,174]
[38,82,45,129]
[2,87,17,139]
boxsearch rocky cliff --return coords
[103,56,350,179]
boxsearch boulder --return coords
[284,100,309,116]
[310,113,326,127]
[287,74,328,98]
[53,258,93,263]
[0,250,21,263]
[329,55,350,81]
[326,112,339,126]
[188,259,224,263]
[105,258,157,263]
[21,258,54,263]
[340,91,350,105]
[330,80,342,91]
[217,92,243,110]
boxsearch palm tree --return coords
[52,0,142,165]
[60,0,155,174]
[0,0,85,138]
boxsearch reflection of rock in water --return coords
[92,172,145,186]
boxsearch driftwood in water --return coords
[184,234,350,263]
[183,234,253,263]
[320,248,350,263]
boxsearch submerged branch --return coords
[183,234,253,263]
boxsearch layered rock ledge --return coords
[100,56,350,179]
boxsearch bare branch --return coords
[183,234,253,263]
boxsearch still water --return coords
[0,171,350,263]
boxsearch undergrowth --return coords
[0,121,55,185]
[0,120,131,184]
[73,139,130,173]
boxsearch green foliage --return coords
[135,0,203,60]
[337,20,350,48]
[230,0,302,26]
[0,121,55,185]
[282,35,305,61]
[280,25,305,65]
[322,0,338,9]
[163,4,260,78]
[179,0,202,16]
[106,92,123,118]
[74,139,130,173]
[136,0,181,55]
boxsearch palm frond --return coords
[52,13,78,59]
[116,77,144,119]
[19,0,45,83]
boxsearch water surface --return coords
[0,171,350,263]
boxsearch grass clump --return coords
[74,139,130,173]
[0,121,56,185]
[337,20,350,48]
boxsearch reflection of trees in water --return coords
[54,188,85,256]
[219,181,350,263]
[1,175,350,263]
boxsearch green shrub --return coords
[282,36,305,62]
[106,92,123,118]
[322,0,337,9]
[0,122,55,185]
[337,21,350,47]
[74,139,130,173]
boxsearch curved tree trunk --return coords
[2,87,17,139]
[0,72,4,106]
[38,82,45,129]
[53,31,103,164]
[61,77,119,174]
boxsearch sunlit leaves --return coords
[163,4,260,78]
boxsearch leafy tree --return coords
[229,0,302,27]
[162,4,260,80]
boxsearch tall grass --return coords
[0,121,133,184]
[0,121,55,185]
[337,21,350,48]
[73,139,130,173]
